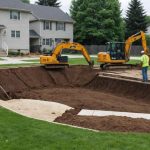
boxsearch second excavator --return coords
[40,42,94,69]
[98,31,149,69]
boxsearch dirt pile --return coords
[55,109,150,133]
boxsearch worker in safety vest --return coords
[140,50,149,82]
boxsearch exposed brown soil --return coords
[55,109,150,133]
[87,76,150,103]
[0,66,150,132]
[15,87,150,113]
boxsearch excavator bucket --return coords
[89,60,94,68]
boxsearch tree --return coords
[36,0,61,7]
[70,0,124,45]
[146,16,150,25]
[21,0,30,3]
[125,0,147,38]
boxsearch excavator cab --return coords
[106,42,126,60]
[98,42,127,67]
[57,55,68,63]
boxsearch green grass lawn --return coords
[127,59,141,64]
[22,57,140,66]
[22,57,98,65]
[69,57,98,65]
[0,107,150,150]
[0,57,141,68]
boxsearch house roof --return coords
[0,0,73,23]
[30,30,40,38]
[26,4,74,23]
[0,0,30,12]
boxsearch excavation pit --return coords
[0,66,150,132]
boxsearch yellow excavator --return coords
[40,42,94,68]
[98,31,149,69]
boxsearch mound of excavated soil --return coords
[0,66,150,132]
[55,109,150,133]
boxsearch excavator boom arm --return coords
[51,42,93,65]
[125,31,148,59]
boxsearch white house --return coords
[0,0,30,54]
[27,4,74,52]
[0,0,74,54]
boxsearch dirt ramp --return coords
[47,66,98,87]
[64,66,98,86]
[87,76,150,102]
[12,67,54,88]
[47,69,70,86]
[0,69,28,93]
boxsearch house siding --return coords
[0,10,30,52]
[29,21,41,46]
[39,21,73,40]
[40,21,73,50]
[30,20,73,50]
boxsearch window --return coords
[55,38,69,44]
[56,22,65,31]
[55,38,62,44]
[43,38,52,46]
[16,31,20,38]
[11,30,21,38]
[43,21,52,30]
[43,39,45,45]
[10,11,20,20]
[11,30,15,38]
[46,39,50,45]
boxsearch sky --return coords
[30,0,150,16]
